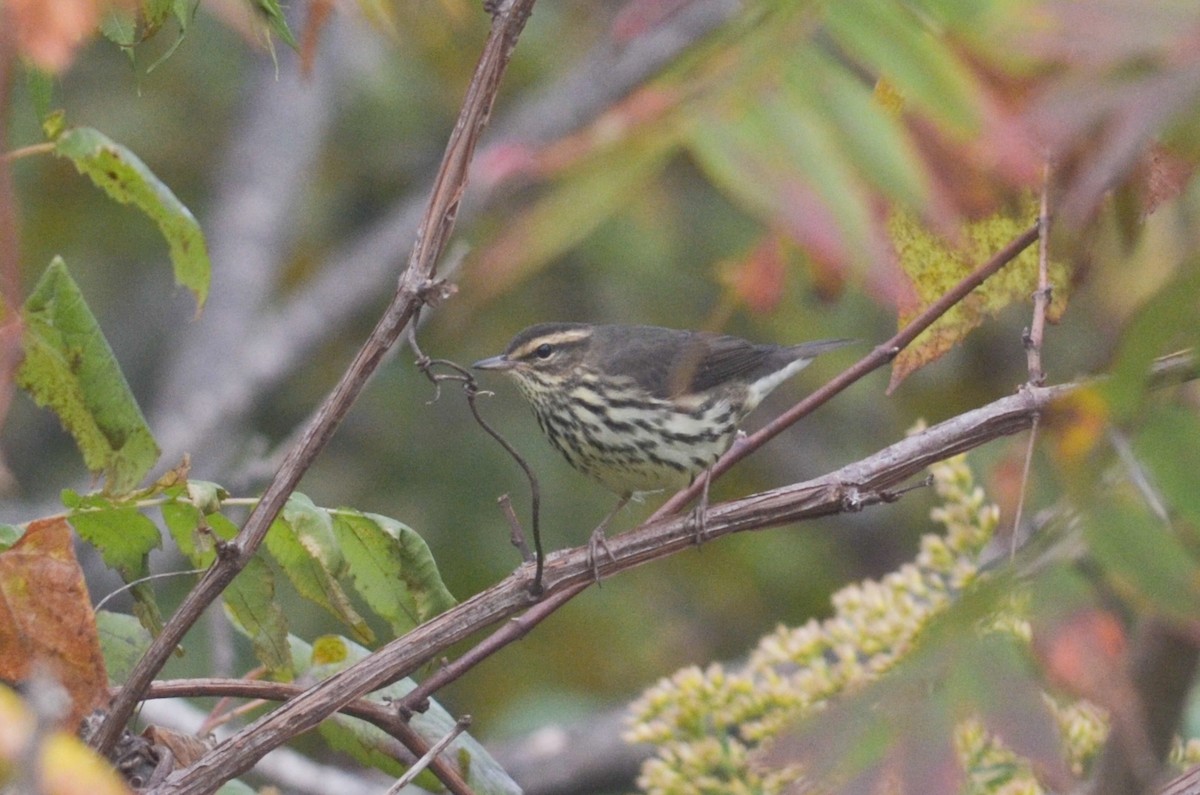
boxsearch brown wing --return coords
[591,325,851,399]
[590,325,775,398]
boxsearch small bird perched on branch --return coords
[473,322,851,575]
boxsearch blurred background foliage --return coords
[3,0,1200,780]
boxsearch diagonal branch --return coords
[146,371,1093,794]
[133,679,474,795]
[651,222,1042,519]
[93,0,539,763]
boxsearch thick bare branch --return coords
[146,374,1078,795]
[94,0,539,764]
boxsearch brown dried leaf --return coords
[0,518,108,730]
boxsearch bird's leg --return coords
[690,467,713,547]
[690,431,747,545]
[587,493,629,582]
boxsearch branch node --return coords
[840,487,866,512]
[418,278,458,308]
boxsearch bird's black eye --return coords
[534,343,553,359]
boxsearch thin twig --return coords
[93,569,207,612]
[0,141,55,162]
[1010,412,1039,559]
[1012,164,1054,554]
[401,224,1045,720]
[128,679,475,795]
[95,0,538,771]
[408,330,544,592]
[1025,161,1054,386]
[135,353,1199,795]
[385,717,471,794]
[498,494,533,562]
[651,223,1042,520]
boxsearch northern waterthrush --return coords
[473,323,850,565]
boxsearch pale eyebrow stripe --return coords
[510,329,591,358]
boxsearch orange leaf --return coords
[717,235,788,314]
[1033,608,1127,707]
[0,518,108,730]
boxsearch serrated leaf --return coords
[225,560,292,676]
[54,127,210,311]
[267,495,373,644]
[17,259,160,493]
[96,609,153,685]
[67,504,164,634]
[162,501,210,563]
[296,635,521,793]
[208,513,292,675]
[887,201,1068,391]
[67,506,161,582]
[330,510,457,636]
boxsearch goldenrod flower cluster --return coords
[624,452,1193,794]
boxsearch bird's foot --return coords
[586,525,617,583]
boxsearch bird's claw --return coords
[586,526,616,582]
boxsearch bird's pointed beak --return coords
[472,354,516,371]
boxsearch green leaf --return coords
[25,68,56,129]
[1084,489,1200,622]
[251,0,298,49]
[686,82,882,268]
[330,510,457,635]
[17,259,160,493]
[99,4,139,47]
[296,635,521,793]
[1133,407,1200,538]
[68,504,164,634]
[162,501,211,564]
[54,127,211,311]
[824,0,981,134]
[0,524,22,551]
[267,495,373,644]
[186,480,228,514]
[800,63,933,214]
[1103,256,1200,420]
[67,506,161,582]
[96,609,154,685]
[210,515,292,675]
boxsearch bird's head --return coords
[472,323,595,389]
